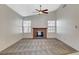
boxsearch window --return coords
[23,20,31,33]
[48,20,56,32]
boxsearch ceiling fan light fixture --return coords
[39,12,43,14]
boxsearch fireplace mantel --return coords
[33,28,47,39]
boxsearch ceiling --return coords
[7,4,60,17]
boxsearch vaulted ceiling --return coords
[7,4,60,17]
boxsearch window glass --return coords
[48,20,56,32]
[23,20,31,33]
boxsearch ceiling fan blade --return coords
[35,9,40,12]
[42,11,48,14]
[42,9,48,12]
[32,12,38,13]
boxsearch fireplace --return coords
[33,28,47,39]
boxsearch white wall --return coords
[56,5,79,51]
[0,5,23,51]
[23,12,56,38]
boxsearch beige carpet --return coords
[0,38,77,55]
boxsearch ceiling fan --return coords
[35,5,48,14]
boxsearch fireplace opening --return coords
[33,28,47,39]
[36,31,43,38]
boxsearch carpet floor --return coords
[0,38,77,55]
